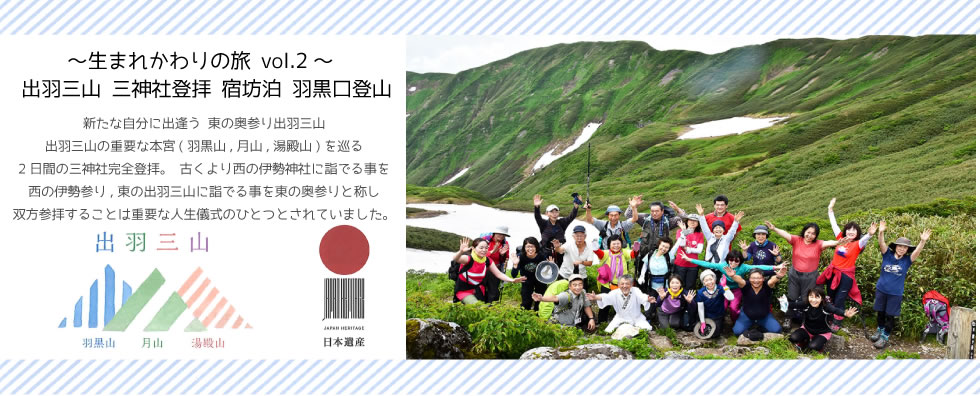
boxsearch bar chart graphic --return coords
[58,265,132,329]
[59,266,251,332]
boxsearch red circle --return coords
[319,225,370,275]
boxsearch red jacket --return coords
[817,265,862,305]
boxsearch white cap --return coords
[546,204,559,212]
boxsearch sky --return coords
[407,35,862,74]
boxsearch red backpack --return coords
[921,290,951,343]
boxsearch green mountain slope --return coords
[407,36,975,217]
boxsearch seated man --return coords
[586,274,654,332]
[532,274,596,333]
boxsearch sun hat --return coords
[535,261,560,284]
[711,220,726,231]
[546,204,559,212]
[889,237,915,252]
[753,225,769,235]
[605,205,622,215]
[490,225,510,237]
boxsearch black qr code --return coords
[323,278,364,319]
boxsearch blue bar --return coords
[73,297,82,328]
[104,265,115,326]
[88,280,98,328]
[122,282,132,305]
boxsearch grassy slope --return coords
[408,36,975,217]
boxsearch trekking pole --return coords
[586,142,591,205]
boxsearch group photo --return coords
[405,35,976,360]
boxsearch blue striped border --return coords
[3,0,978,395]
[0,0,976,35]
[0,359,974,394]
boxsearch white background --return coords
[0,37,406,359]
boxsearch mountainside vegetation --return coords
[407,35,975,220]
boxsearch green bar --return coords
[184,318,207,332]
[104,269,164,331]
[144,292,187,331]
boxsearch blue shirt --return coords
[876,249,912,296]
[745,240,778,267]
[694,287,727,319]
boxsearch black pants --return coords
[674,266,699,291]
[657,307,686,330]
[485,275,502,303]
[789,328,829,352]
[519,279,548,311]
[575,308,598,334]
[827,273,854,320]
[877,311,896,333]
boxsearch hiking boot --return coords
[873,333,889,349]
[870,327,884,342]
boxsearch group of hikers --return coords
[448,194,932,352]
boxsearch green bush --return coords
[407,226,467,251]
[407,185,494,205]
[406,290,581,358]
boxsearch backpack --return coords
[538,280,570,319]
[922,290,951,343]
[598,221,632,248]
[637,211,676,259]
[447,253,474,281]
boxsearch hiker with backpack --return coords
[627,199,677,247]
[725,265,788,336]
[451,238,526,304]
[533,194,579,266]
[669,205,705,291]
[553,225,598,281]
[787,287,859,352]
[584,196,641,250]
[872,222,931,348]
[532,274,596,332]
[510,237,553,311]
[587,274,655,332]
[765,220,841,329]
[818,198,878,332]
[592,234,637,323]
[626,198,677,261]
[481,226,511,303]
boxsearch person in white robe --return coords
[587,274,655,332]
